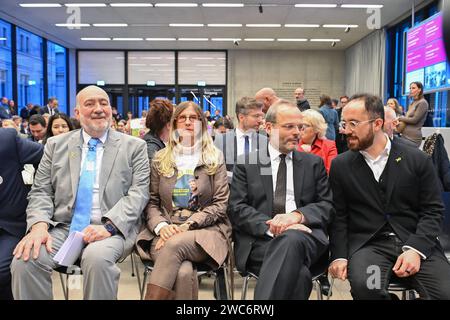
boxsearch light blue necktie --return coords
[69,138,99,233]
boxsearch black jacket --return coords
[143,132,165,162]
[329,140,444,260]
[228,146,334,272]
[0,128,43,236]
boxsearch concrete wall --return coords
[227,49,346,119]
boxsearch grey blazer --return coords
[214,129,268,173]
[26,129,150,252]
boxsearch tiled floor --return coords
[51,256,354,300]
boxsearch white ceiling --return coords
[0,0,427,50]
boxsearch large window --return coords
[47,41,67,112]
[78,51,125,85]
[0,19,12,100]
[16,28,43,107]
[128,51,175,85]
[178,51,226,85]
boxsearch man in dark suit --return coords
[229,100,334,300]
[328,93,450,299]
[40,97,59,116]
[214,97,267,176]
[0,128,43,300]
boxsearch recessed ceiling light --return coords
[277,38,308,42]
[19,3,62,7]
[178,38,209,41]
[81,37,111,41]
[202,3,244,7]
[93,23,128,27]
[155,3,198,7]
[310,39,341,42]
[146,38,176,41]
[211,38,242,41]
[295,4,337,8]
[56,23,90,27]
[341,4,383,9]
[246,24,281,27]
[169,23,204,27]
[244,38,275,41]
[285,24,320,28]
[207,24,242,27]
[112,38,143,41]
[110,3,153,7]
[65,3,107,7]
[323,24,358,28]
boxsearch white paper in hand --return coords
[53,231,86,267]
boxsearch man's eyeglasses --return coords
[339,119,376,131]
[177,115,199,123]
[279,123,311,131]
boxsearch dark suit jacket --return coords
[228,146,334,272]
[214,129,268,172]
[0,128,43,237]
[143,132,165,162]
[40,105,59,115]
[329,140,445,261]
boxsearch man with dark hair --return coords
[329,93,450,299]
[229,100,333,300]
[294,87,311,112]
[214,97,267,175]
[28,114,47,143]
[41,97,59,116]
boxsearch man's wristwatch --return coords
[104,221,118,236]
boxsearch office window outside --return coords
[0,19,12,100]
[48,41,67,113]
[16,27,43,108]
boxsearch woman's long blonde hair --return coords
[153,101,221,176]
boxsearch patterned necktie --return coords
[69,138,99,233]
[273,154,287,216]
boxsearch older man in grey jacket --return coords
[11,86,150,300]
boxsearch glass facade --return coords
[47,41,67,112]
[0,19,12,101]
[0,19,69,115]
[16,27,44,108]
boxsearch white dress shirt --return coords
[80,130,108,225]
[360,134,391,182]
[235,128,252,157]
[268,143,297,215]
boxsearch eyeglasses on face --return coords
[279,123,311,131]
[339,119,375,131]
[177,115,199,123]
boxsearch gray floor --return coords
[51,256,354,300]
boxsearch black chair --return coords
[55,265,83,300]
[240,253,334,300]
[137,258,232,300]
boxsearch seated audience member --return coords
[214,97,266,173]
[229,100,334,300]
[328,93,450,300]
[136,101,231,300]
[43,113,74,144]
[28,114,47,143]
[143,98,174,162]
[383,107,416,147]
[0,128,43,300]
[298,109,337,174]
[10,85,150,300]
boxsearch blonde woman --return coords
[386,98,404,117]
[136,101,231,300]
[298,109,337,173]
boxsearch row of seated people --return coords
[1,86,450,300]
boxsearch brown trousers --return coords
[149,230,210,300]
